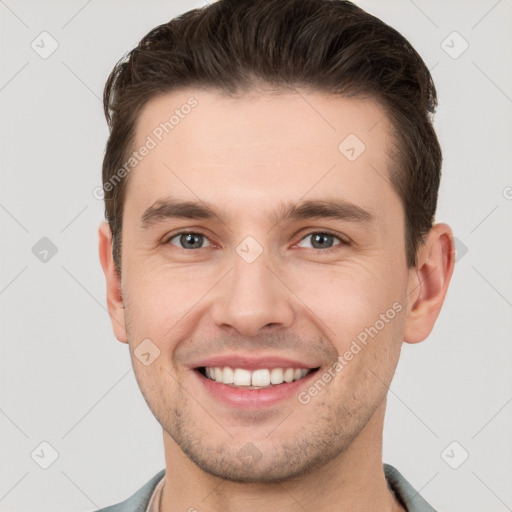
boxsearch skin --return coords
[98,88,455,512]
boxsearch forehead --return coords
[126,88,400,225]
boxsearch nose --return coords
[210,247,295,337]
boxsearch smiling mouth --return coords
[196,366,320,389]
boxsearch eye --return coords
[166,232,212,250]
[296,231,347,250]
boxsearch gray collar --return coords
[384,463,437,512]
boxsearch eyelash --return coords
[163,230,349,253]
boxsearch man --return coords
[97,0,455,510]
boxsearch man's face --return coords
[115,89,413,481]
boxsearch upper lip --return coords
[190,354,321,370]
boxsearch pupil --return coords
[313,233,332,249]
[182,233,202,248]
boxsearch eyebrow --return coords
[140,196,375,230]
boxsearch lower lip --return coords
[195,370,319,409]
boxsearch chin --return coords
[178,437,341,484]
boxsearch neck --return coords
[160,401,405,512]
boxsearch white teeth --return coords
[203,366,312,387]
[270,368,284,385]
[222,366,234,384]
[283,368,295,382]
[233,368,251,386]
[251,369,270,387]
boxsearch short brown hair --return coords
[102,0,441,274]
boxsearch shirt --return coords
[146,474,164,512]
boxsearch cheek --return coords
[124,261,198,317]
[290,262,406,352]
[122,265,215,356]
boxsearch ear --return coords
[98,221,128,344]
[403,223,455,344]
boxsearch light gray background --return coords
[1,1,511,511]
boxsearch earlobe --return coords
[98,221,128,344]
[403,223,455,344]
